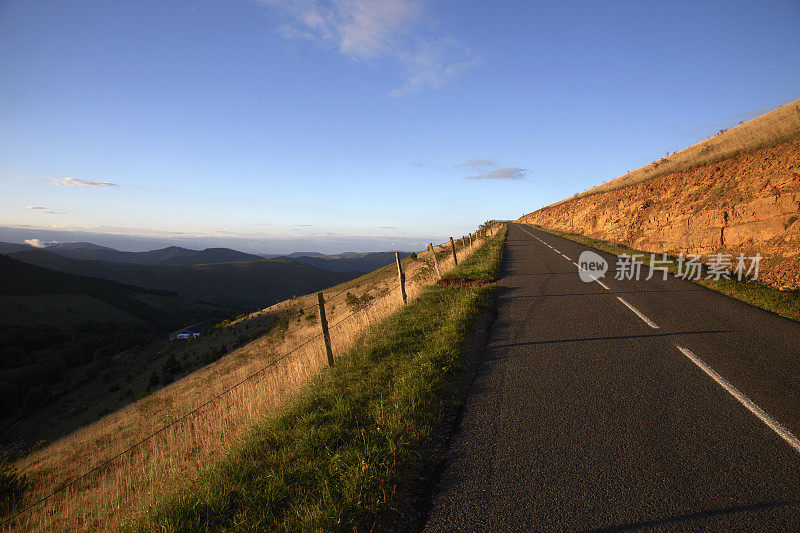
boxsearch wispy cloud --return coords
[455,159,495,170]
[455,159,528,180]
[467,167,529,180]
[26,205,68,215]
[260,0,478,95]
[42,176,121,187]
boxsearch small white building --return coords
[169,322,210,341]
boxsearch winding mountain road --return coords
[425,223,800,531]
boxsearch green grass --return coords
[525,224,800,323]
[134,227,507,532]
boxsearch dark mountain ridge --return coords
[41,243,266,266]
[7,249,358,310]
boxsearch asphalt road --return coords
[424,223,800,532]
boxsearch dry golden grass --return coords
[556,98,800,204]
[4,230,497,532]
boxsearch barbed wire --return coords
[3,228,496,525]
[1,325,328,525]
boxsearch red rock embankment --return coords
[519,139,800,290]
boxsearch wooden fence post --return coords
[469,233,473,247]
[317,292,334,367]
[450,237,458,266]
[395,252,407,305]
[428,243,441,279]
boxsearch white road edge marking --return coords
[616,297,659,328]
[518,225,612,291]
[676,346,800,455]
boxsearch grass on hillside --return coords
[134,227,507,532]
[526,224,800,323]
[6,229,490,531]
[559,99,800,202]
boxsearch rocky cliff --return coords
[519,139,800,290]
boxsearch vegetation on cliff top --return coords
[557,98,800,202]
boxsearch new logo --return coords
[578,250,608,282]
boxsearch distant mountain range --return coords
[6,249,355,310]
[0,241,409,272]
[0,241,412,309]
[0,241,266,266]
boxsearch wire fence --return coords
[2,225,498,530]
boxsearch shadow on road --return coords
[581,500,800,532]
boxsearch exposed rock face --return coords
[519,139,800,290]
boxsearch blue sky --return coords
[1,0,798,253]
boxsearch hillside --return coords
[519,101,800,290]
[565,99,800,202]
[3,226,496,531]
[0,255,234,446]
[7,250,358,309]
[0,242,36,254]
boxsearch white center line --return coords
[616,296,659,328]
[518,226,612,291]
[676,346,800,455]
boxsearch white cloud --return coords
[261,0,477,95]
[26,205,68,215]
[42,176,120,187]
[24,238,48,248]
[455,159,528,180]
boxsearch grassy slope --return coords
[525,224,800,322]
[560,98,800,202]
[134,227,507,532]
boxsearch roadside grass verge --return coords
[134,227,507,531]
[525,224,800,323]
[5,228,489,531]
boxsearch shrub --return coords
[148,370,160,389]
[345,291,373,312]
